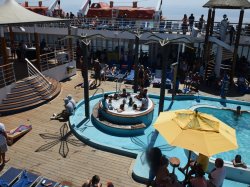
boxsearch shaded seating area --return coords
[152,69,172,89]
[0,167,59,187]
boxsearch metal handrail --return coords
[25,58,52,97]
[26,58,52,85]
[89,87,104,101]
[0,63,16,88]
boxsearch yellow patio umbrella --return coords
[154,109,238,157]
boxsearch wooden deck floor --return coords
[0,72,144,187]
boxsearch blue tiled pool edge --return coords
[69,92,250,186]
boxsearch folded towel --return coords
[8,125,32,135]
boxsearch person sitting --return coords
[108,98,112,104]
[232,155,247,169]
[134,88,144,100]
[189,164,207,187]
[51,98,74,120]
[120,88,129,97]
[82,175,102,187]
[237,76,247,94]
[179,153,209,181]
[101,94,113,111]
[132,104,138,111]
[116,104,125,113]
[140,93,149,111]
[208,158,226,187]
[67,94,76,109]
[113,93,119,100]
[146,147,170,187]
[128,97,134,107]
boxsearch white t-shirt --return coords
[210,167,226,187]
[0,123,7,145]
[65,102,74,115]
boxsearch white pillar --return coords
[215,45,222,77]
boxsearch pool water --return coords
[197,107,250,165]
[71,93,250,166]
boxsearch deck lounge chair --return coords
[35,177,58,187]
[0,167,23,186]
[7,125,32,145]
[152,69,172,89]
[13,170,40,187]
[124,70,135,84]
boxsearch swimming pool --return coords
[196,107,250,165]
[70,93,250,184]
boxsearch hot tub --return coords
[99,93,154,126]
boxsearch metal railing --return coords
[40,48,75,72]
[90,87,104,101]
[31,17,250,36]
[25,58,52,98]
[0,63,16,88]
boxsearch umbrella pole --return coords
[185,150,192,180]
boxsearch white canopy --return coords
[0,0,68,25]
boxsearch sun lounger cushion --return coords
[0,167,23,186]
[13,170,39,187]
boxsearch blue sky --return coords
[1,0,250,22]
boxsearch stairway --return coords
[0,75,61,115]
[205,50,216,79]
[206,47,234,79]
[221,48,233,72]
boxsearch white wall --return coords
[0,83,16,104]
[42,61,76,81]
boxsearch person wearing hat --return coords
[0,123,9,166]
[94,59,102,86]
[220,14,229,41]
[51,98,74,120]
[67,94,76,109]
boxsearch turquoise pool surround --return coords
[69,92,250,184]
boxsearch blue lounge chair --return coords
[124,70,135,84]
[35,178,58,187]
[0,167,23,186]
[13,170,40,187]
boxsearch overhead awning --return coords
[203,0,250,9]
[0,0,69,26]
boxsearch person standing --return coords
[0,123,9,166]
[220,14,229,41]
[198,15,204,31]
[94,59,101,86]
[229,25,235,45]
[182,14,188,35]
[189,13,195,31]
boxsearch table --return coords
[169,157,180,174]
